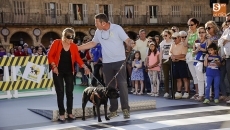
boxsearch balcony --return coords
[0,12,223,26]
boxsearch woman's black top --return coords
[58,48,72,73]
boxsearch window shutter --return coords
[134,5,138,18]
[83,4,88,23]
[108,4,113,22]
[69,3,73,14]
[95,4,99,14]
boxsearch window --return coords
[73,4,83,20]
[13,0,25,15]
[125,5,134,18]
[45,3,61,18]
[171,5,180,17]
[149,6,158,18]
[193,5,202,17]
[99,5,109,17]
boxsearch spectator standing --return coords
[159,30,174,98]
[186,18,199,99]
[169,32,189,99]
[203,43,221,104]
[146,41,160,96]
[135,29,151,93]
[131,51,144,95]
[14,46,26,56]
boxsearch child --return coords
[146,41,160,96]
[203,43,221,103]
[131,51,144,95]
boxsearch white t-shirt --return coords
[159,40,173,59]
[92,23,128,63]
[135,39,148,61]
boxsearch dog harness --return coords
[90,88,101,105]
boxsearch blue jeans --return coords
[142,62,151,92]
[205,75,220,99]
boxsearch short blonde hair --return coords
[62,28,75,40]
[179,31,187,36]
[205,21,220,35]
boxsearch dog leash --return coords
[84,50,133,88]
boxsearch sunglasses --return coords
[199,32,206,34]
[181,36,187,39]
[163,35,168,37]
[171,29,176,32]
[172,37,178,40]
[148,41,153,43]
[66,35,75,39]
[205,27,213,30]
[188,24,195,26]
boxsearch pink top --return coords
[148,51,160,71]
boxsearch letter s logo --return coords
[213,3,220,12]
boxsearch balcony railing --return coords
[0,12,224,26]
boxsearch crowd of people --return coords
[0,12,230,120]
[125,12,230,105]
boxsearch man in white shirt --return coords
[78,13,134,119]
[135,29,151,93]
[219,12,230,103]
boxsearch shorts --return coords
[172,60,189,79]
[0,69,3,75]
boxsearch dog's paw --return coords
[98,118,102,122]
[82,117,85,121]
[105,117,110,120]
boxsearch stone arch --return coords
[9,31,33,47]
[41,32,60,47]
[126,31,137,41]
[147,31,161,38]
[75,31,87,45]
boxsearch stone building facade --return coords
[0,0,229,49]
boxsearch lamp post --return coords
[20,38,24,46]
[49,38,53,44]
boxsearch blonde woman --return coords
[159,30,174,98]
[193,27,208,101]
[205,20,220,46]
[48,28,90,121]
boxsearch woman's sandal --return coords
[68,114,76,120]
[58,115,65,122]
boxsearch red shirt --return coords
[14,51,26,56]
[48,39,84,72]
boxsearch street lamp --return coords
[50,38,53,44]
[20,38,23,46]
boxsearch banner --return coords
[22,62,45,83]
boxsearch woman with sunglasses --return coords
[159,30,174,98]
[186,18,199,100]
[193,27,208,101]
[48,28,90,121]
[205,21,220,46]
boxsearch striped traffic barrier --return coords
[0,55,55,99]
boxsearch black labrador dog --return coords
[82,87,119,122]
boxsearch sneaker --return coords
[154,93,159,97]
[226,100,230,104]
[163,93,169,98]
[175,92,182,99]
[214,99,219,103]
[203,99,210,104]
[147,92,153,95]
[182,92,189,99]
[190,94,198,99]
[122,109,130,119]
[150,93,155,97]
[108,111,119,119]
